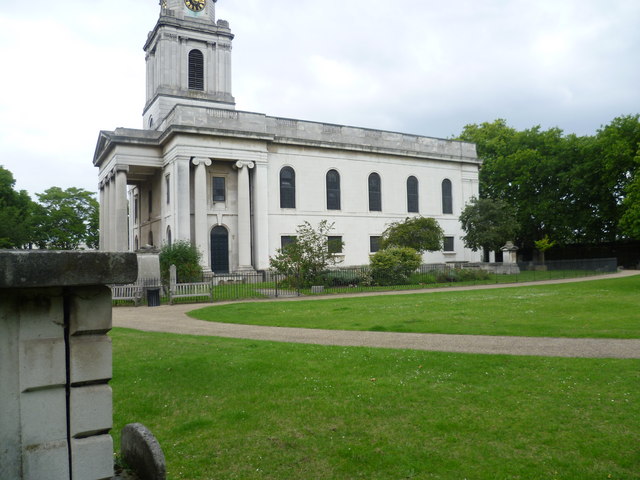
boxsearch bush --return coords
[435,267,491,283]
[269,220,343,288]
[159,241,203,284]
[369,247,422,286]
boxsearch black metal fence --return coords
[111,258,618,306]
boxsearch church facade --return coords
[94,0,482,273]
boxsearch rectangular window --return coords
[148,190,153,218]
[370,236,381,253]
[281,236,297,249]
[165,175,170,204]
[213,176,226,202]
[133,196,139,224]
[444,236,455,252]
[328,236,343,254]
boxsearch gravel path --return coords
[112,271,640,359]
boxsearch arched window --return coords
[407,176,419,213]
[279,167,296,208]
[368,173,381,212]
[442,179,453,214]
[134,236,139,251]
[188,49,204,91]
[326,169,341,210]
[166,226,172,247]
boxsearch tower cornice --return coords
[144,15,233,52]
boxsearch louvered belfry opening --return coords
[188,49,204,90]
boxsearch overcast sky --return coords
[1,0,638,198]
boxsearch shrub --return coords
[159,241,203,284]
[270,220,343,288]
[435,267,491,283]
[369,247,422,286]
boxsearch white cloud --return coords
[0,0,638,195]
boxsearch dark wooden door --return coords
[211,226,230,273]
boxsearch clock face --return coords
[185,0,206,12]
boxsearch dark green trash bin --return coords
[147,287,161,307]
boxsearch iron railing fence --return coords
[111,258,618,305]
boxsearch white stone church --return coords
[94,0,481,273]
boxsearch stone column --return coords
[114,166,130,252]
[235,160,255,272]
[108,173,116,251]
[252,162,269,270]
[98,180,106,251]
[0,251,137,480]
[174,157,191,243]
[193,157,212,271]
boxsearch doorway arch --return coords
[210,226,230,273]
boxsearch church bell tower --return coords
[143,0,235,130]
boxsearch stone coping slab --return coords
[0,251,138,288]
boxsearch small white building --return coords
[93,0,482,273]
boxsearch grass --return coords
[189,275,640,339]
[111,328,640,480]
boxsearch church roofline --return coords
[93,105,480,169]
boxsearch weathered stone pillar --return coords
[0,251,137,480]
[114,165,130,252]
[193,157,212,271]
[252,162,269,270]
[235,160,255,272]
[174,157,191,243]
[99,180,106,250]
[108,172,117,251]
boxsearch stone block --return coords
[71,435,114,480]
[22,439,69,480]
[20,388,67,447]
[20,338,66,391]
[121,423,167,480]
[16,289,65,336]
[70,385,112,437]
[69,286,112,335]
[70,335,112,385]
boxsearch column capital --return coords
[192,157,212,167]
[114,165,130,174]
[235,160,255,170]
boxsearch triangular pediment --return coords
[93,131,114,166]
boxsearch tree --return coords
[0,166,36,248]
[369,247,422,286]
[534,235,556,265]
[269,220,344,287]
[33,187,100,250]
[459,197,519,254]
[380,216,444,253]
[458,115,640,246]
[620,174,640,239]
[159,241,203,283]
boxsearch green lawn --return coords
[111,329,640,480]
[189,275,640,339]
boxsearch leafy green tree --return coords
[381,216,444,253]
[620,175,640,239]
[534,235,557,265]
[159,240,203,283]
[269,220,343,288]
[0,166,36,248]
[33,187,99,249]
[459,197,519,254]
[369,247,422,286]
[458,115,640,246]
